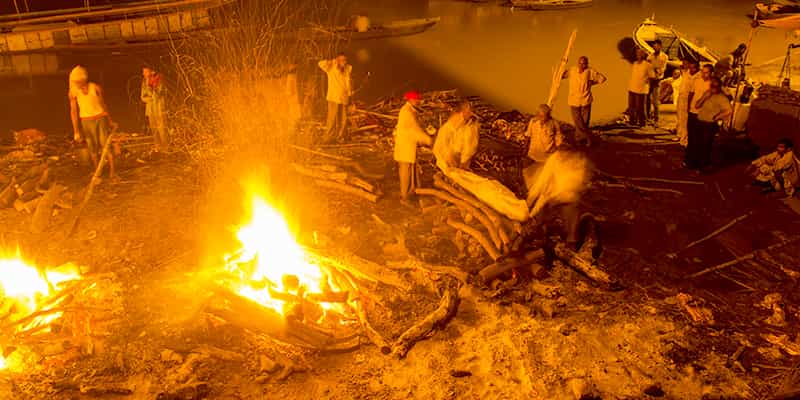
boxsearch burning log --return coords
[313,179,378,203]
[446,218,501,261]
[309,251,410,292]
[391,282,459,359]
[13,196,40,214]
[31,183,66,233]
[417,188,502,250]
[553,242,618,288]
[205,284,288,338]
[478,249,546,284]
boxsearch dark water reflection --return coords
[0,0,793,138]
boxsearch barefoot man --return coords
[564,56,606,146]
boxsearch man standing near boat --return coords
[69,65,116,177]
[318,52,352,143]
[563,56,606,147]
[676,59,700,146]
[685,77,732,172]
[685,64,714,169]
[628,48,655,128]
[646,40,668,127]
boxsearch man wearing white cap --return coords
[69,65,116,175]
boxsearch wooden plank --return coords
[52,29,70,45]
[69,27,88,44]
[104,23,122,40]
[167,14,182,32]
[120,21,134,38]
[144,17,159,36]
[23,32,41,50]
[86,25,106,41]
[39,31,54,48]
[132,20,147,37]
[6,34,27,52]
[180,11,194,30]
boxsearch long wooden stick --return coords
[417,188,502,250]
[597,182,684,196]
[433,175,511,247]
[554,242,616,287]
[547,29,578,108]
[314,179,378,202]
[447,218,501,260]
[391,283,459,359]
[66,133,117,237]
[594,168,703,185]
[685,236,800,279]
[683,212,751,251]
[289,144,353,161]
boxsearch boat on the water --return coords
[0,0,233,54]
[309,17,440,41]
[510,0,593,11]
[753,2,800,19]
[633,18,719,67]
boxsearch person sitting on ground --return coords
[69,65,117,178]
[433,100,479,174]
[394,91,434,205]
[748,138,800,196]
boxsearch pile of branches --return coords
[0,163,74,233]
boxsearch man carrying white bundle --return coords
[433,101,479,174]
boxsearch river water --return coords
[0,0,795,138]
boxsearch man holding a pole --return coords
[563,56,606,147]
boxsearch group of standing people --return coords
[67,64,169,178]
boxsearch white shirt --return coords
[679,70,698,96]
[393,102,432,163]
[629,61,655,95]
[433,115,479,172]
[566,66,607,107]
[689,77,711,114]
[647,52,669,80]
[318,59,352,104]
[69,83,106,119]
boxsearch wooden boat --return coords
[633,17,719,67]
[510,0,593,11]
[0,0,233,54]
[754,2,800,19]
[757,12,800,30]
[310,17,441,41]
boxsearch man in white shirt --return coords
[748,138,800,196]
[646,40,669,126]
[686,76,731,171]
[318,52,352,143]
[522,104,564,191]
[676,59,700,146]
[433,101,479,174]
[69,65,117,177]
[563,56,607,147]
[684,64,714,167]
[628,48,655,127]
[394,91,433,203]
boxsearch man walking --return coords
[564,56,606,146]
[628,48,655,127]
[318,52,352,142]
[140,66,168,150]
[646,40,668,126]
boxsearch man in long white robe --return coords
[434,101,479,174]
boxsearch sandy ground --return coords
[0,103,798,399]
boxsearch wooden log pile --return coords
[0,162,73,232]
[755,84,800,106]
[290,162,381,203]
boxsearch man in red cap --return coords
[394,91,433,204]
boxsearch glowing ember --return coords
[225,195,342,316]
[0,250,80,370]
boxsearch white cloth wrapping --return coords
[447,168,530,222]
[527,151,590,219]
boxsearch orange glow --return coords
[0,249,80,371]
[224,191,343,317]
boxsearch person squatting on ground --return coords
[628,48,655,127]
[646,39,668,126]
[748,138,800,197]
[140,66,168,150]
[433,100,479,174]
[394,91,434,204]
[685,76,732,172]
[318,52,353,143]
[563,56,606,147]
[69,65,117,178]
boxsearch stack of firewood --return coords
[0,163,72,232]
[755,84,800,105]
[290,162,382,203]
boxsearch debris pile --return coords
[0,163,73,233]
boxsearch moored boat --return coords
[633,17,719,67]
[310,17,441,41]
[510,0,593,11]
[0,0,233,54]
[754,2,800,19]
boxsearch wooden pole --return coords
[729,8,760,128]
[66,133,117,237]
[682,212,751,251]
[685,236,800,279]
[547,29,578,108]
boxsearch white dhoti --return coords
[676,94,690,147]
